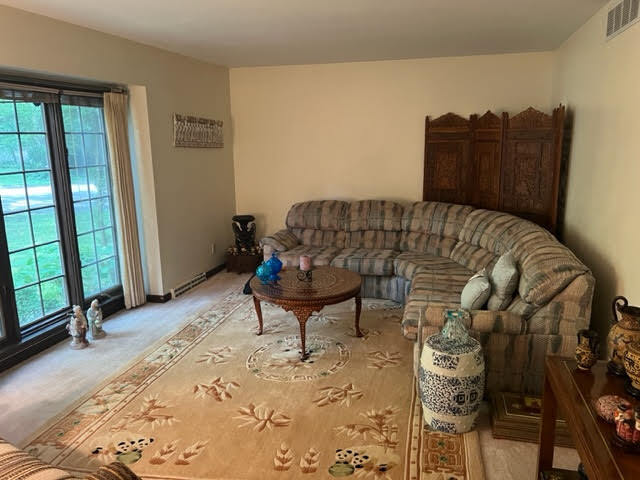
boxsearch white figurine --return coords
[66,305,89,349]
[87,299,106,339]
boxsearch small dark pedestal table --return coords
[250,266,362,359]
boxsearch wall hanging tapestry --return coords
[173,114,223,148]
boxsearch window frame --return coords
[0,75,125,370]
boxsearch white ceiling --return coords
[2,0,608,67]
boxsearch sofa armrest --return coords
[85,462,141,480]
[260,229,299,254]
[424,306,526,335]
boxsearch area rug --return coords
[22,291,484,480]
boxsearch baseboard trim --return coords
[146,293,171,303]
[206,263,225,278]
[146,264,225,304]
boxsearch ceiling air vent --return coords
[607,0,640,39]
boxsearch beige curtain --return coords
[103,92,146,309]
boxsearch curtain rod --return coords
[0,75,127,97]
[0,82,59,94]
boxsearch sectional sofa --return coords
[260,200,594,394]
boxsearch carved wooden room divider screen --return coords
[423,105,565,232]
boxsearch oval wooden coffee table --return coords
[250,266,362,359]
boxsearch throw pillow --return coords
[460,268,491,310]
[487,250,519,311]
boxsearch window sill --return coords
[0,293,124,372]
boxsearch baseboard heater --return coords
[170,272,207,299]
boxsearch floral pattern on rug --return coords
[247,335,350,382]
[329,406,402,479]
[313,384,364,407]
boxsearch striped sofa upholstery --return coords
[260,199,595,394]
[0,438,140,480]
[266,200,348,268]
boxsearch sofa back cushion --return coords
[345,200,403,249]
[290,228,346,248]
[450,242,498,272]
[285,200,348,248]
[286,200,348,231]
[400,202,474,256]
[455,209,589,306]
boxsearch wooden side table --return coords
[226,252,261,274]
[536,357,640,480]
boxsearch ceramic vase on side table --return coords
[575,329,599,371]
[418,309,485,433]
[607,296,640,376]
[623,341,640,399]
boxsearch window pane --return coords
[87,166,109,198]
[0,134,22,173]
[69,167,88,200]
[15,284,43,327]
[31,207,59,244]
[4,212,33,251]
[16,102,45,132]
[41,277,67,315]
[65,134,85,167]
[35,242,63,280]
[0,102,17,132]
[63,103,120,300]
[77,232,96,264]
[61,105,81,132]
[80,107,102,133]
[10,248,38,288]
[20,134,49,171]
[98,257,118,290]
[25,171,54,208]
[0,173,27,213]
[74,201,92,234]
[95,228,115,259]
[1,97,69,329]
[84,134,106,166]
[91,198,112,229]
[82,264,100,296]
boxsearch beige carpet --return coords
[22,290,484,480]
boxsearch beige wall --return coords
[0,6,236,294]
[552,6,640,337]
[230,53,554,237]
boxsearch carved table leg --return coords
[252,296,263,335]
[298,316,309,360]
[289,307,315,360]
[355,295,363,337]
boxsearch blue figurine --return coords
[255,262,273,284]
[265,252,282,282]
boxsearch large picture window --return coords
[0,80,123,362]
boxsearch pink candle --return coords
[299,255,312,271]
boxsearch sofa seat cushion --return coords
[278,245,341,268]
[393,252,474,281]
[330,248,400,276]
[401,272,466,339]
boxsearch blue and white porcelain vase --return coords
[418,309,485,433]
